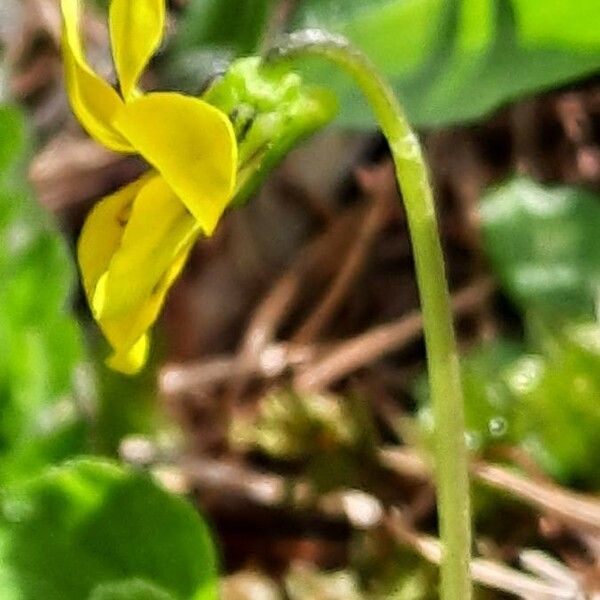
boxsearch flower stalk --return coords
[267,30,472,600]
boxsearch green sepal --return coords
[204,57,338,205]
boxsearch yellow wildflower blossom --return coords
[60,0,237,374]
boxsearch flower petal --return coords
[78,173,201,374]
[109,0,165,100]
[114,92,237,235]
[102,236,196,374]
[106,334,149,375]
[78,173,152,304]
[60,0,132,152]
[93,175,199,320]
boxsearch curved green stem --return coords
[267,30,472,600]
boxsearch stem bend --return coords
[267,29,473,600]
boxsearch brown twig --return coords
[223,205,367,403]
[30,134,136,211]
[160,277,494,397]
[160,343,316,396]
[380,447,600,536]
[293,277,495,391]
[386,511,583,600]
[223,271,302,402]
[556,92,600,182]
[472,462,600,536]
[291,165,393,344]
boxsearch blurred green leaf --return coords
[292,0,600,127]
[89,580,177,600]
[164,0,276,89]
[0,105,26,177]
[416,325,600,488]
[295,0,448,77]
[0,458,218,600]
[0,105,89,485]
[416,340,524,453]
[481,177,600,318]
[231,389,368,461]
[511,323,600,489]
[175,0,276,57]
[93,339,172,456]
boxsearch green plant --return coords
[418,179,600,491]
[292,0,600,127]
[268,30,472,600]
[0,101,219,599]
[163,0,600,128]
[0,458,218,600]
[0,105,88,487]
[9,1,599,597]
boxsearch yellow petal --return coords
[102,236,197,374]
[106,334,149,375]
[109,0,165,100]
[94,175,199,320]
[78,173,201,374]
[114,92,237,235]
[78,173,153,304]
[60,0,132,152]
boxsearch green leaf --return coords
[296,0,448,77]
[0,105,26,177]
[89,579,177,600]
[511,323,600,489]
[292,0,600,127]
[0,105,88,485]
[175,0,276,57]
[93,341,171,456]
[0,458,218,600]
[480,177,600,319]
[416,325,600,487]
[416,340,524,453]
[164,0,277,89]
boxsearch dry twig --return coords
[380,447,600,537]
[386,511,584,600]
[294,277,495,391]
[292,164,393,344]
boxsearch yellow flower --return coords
[60,0,237,374]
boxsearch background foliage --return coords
[1,0,600,598]
[0,105,87,487]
